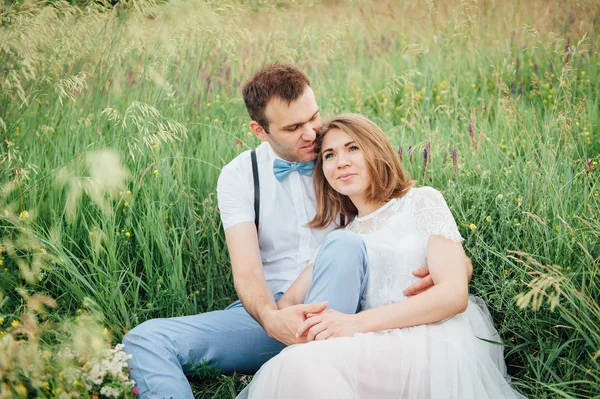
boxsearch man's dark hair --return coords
[242,62,311,134]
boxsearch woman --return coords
[237,114,525,399]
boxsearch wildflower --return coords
[42,382,50,390]
[486,216,491,222]
[469,224,477,231]
[206,102,211,107]
[126,190,131,195]
[397,146,403,162]
[19,210,30,220]
[133,387,140,395]
[153,169,159,176]
[124,202,129,207]
[11,319,20,328]
[497,194,503,199]
[125,232,131,237]
[0,259,3,266]
[15,385,27,396]
[451,149,458,179]
[467,122,477,149]
[0,317,4,324]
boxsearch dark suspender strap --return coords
[251,149,260,232]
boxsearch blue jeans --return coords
[123,230,369,398]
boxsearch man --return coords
[123,63,461,398]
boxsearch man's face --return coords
[257,86,322,163]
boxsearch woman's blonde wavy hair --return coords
[309,114,415,229]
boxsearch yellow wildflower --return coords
[497,194,503,199]
[153,169,159,176]
[124,201,129,207]
[11,319,19,328]
[42,382,50,390]
[19,210,29,220]
[469,224,477,231]
[247,132,253,137]
[0,317,4,324]
[485,216,491,222]
[15,384,27,396]
[125,232,131,237]
[0,259,3,266]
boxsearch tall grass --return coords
[0,0,599,397]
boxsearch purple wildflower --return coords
[398,146,403,162]
[468,122,477,150]
[451,148,458,181]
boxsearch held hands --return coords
[295,310,365,342]
[263,302,328,346]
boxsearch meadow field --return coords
[0,0,599,397]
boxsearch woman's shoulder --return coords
[407,186,448,210]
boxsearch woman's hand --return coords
[296,310,365,342]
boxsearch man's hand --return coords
[262,302,328,346]
[296,310,364,342]
[403,257,473,297]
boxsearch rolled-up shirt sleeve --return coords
[217,162,255,231]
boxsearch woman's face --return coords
[321,128,370,200]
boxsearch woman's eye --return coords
[349,145,359,152]
[324,153,334,160]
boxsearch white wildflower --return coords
[100,386,121,398]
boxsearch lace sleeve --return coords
[413,187,463,244]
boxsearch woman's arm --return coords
[297,236,469,340]
[276,264,313,309]
[360,235,468,331]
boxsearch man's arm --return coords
[225,222,327,345]
[225,222,277,324]
[276,264,313,309]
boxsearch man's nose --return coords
[302,124,316,141]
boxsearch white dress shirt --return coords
[217,142,335,294]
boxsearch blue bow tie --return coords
[273,159,315,181]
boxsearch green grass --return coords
[0,0,599,397]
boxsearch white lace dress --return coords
[237,187,526,399]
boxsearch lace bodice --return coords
[346,187,463,310]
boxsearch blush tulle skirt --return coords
[236,296,526,399]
